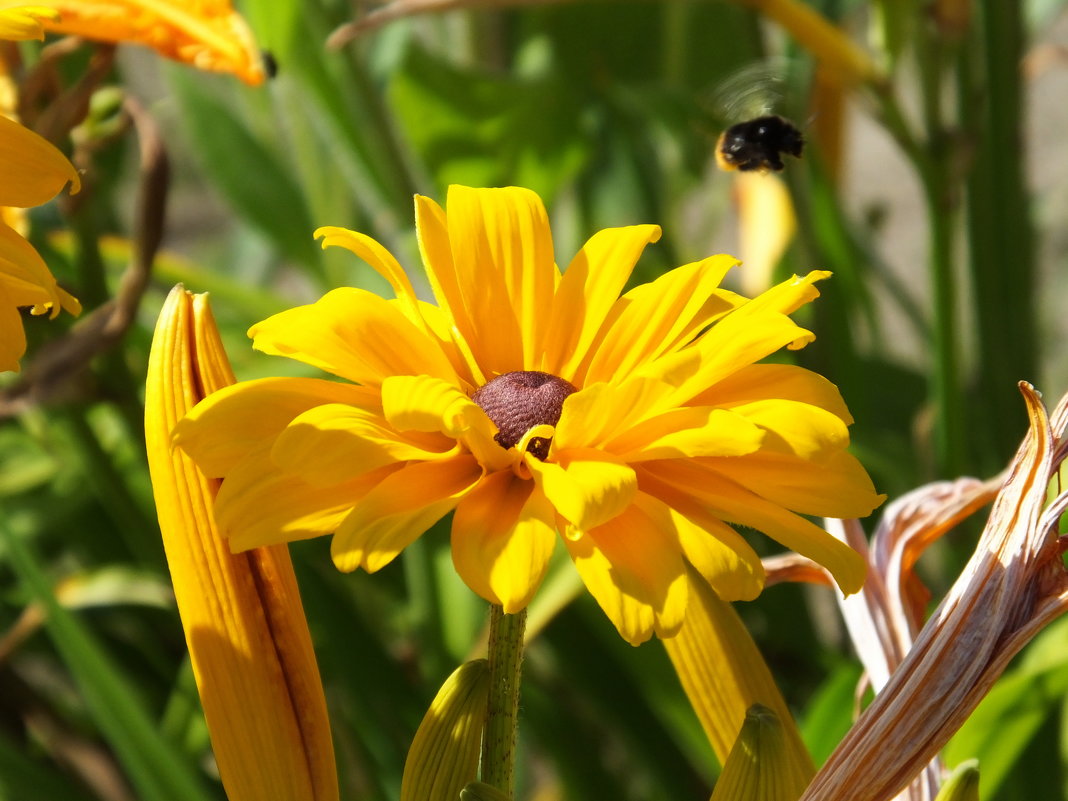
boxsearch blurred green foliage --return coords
[2,0,1067,799]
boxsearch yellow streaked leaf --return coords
[401,660,490,801]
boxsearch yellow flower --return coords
[0,68,80,372]
[176,185,883,645]
[0,0,268,85]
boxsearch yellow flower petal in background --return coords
[734,171,797,298]
[145,286,337,801]
[0,5,59,40]
[732,0,881,87]
[0,0,268,85]
[0,106,80,372]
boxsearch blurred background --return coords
[2,0,1068,798]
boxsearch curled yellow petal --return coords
[732,0,881,87]
[145,286,338,801]
[401,659,490,801]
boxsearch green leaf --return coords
[0,514,211,801]
[799,661,864,767]
[945,618,1068,797]
[390,45,588,203]
[0,729,98,801]
[167,69,321,273]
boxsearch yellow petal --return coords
[331,455,484,573]
[541,224,661,381]
[635,309,816,416]
[451,471,557,612]
[271,403,455,487]
[526,448,637,531]
[736,270,830,320]
[0,114,80,206]
[668,505,765,602]
[401,660,490,801]
[553,377,674,451]
[381,374,511,470]
[736,0,880,87]
[314,226,423,322]
[583,254,740,385]
[443,185,556,373]
[249,287,458,387]
[1,220,63,306]
[692,362,854,424]
[563,493,688,645]
[20,0,267,85]
[642,459,867,594]
[145,286,337,801]
[0,286,27,372]
[215,445,397,551]
[175,377,380,478]
[699,450,886,519]
[604,406,766,462]
[0,6,59,39]
[730,398,851,462]
[662,567,813,768]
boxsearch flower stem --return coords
[480,604,526,796]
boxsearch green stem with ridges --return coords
[480,605,526,796]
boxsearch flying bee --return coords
[706,59,808,173]
[715,114,804,173]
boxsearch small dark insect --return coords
[262,50,279,79]
[715,115,804,173]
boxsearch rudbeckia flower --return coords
[176,185,883,645]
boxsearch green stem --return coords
[480,604,526,796]
[870,62,965,476]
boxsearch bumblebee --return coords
[715,114,804,173]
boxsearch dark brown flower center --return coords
[471,370,576,460]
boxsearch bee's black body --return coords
[715,115,804,173]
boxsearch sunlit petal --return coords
[563,493,687,645]
[541,224,661,381]
[331,455,483,573]
[451,471,557,612]
[175,377,380,478]
[249,287,458,387]
[527,448,636,531]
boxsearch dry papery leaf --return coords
[796,383,1068,801]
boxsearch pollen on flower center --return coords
[471,370,576,460]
